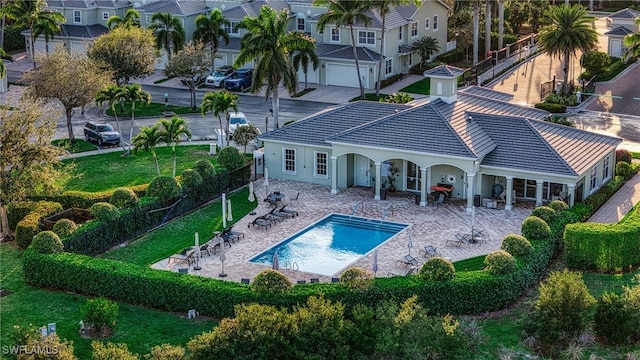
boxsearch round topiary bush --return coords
[90,202,120,222]
[109,187,139,209]
[616,161,632,178]
[500,233,533,258]
[194,159,216,179]
[251,269,292,294]
[532,206,555,224]
[548,200,569,213]
[521,216,551,241]
[339,267,373,290]
[31,231,63,254]
[484,250,517,275]
[180,169,203,189]
[217,146,245,171]
[419,257,455,282]
[52,218,77,237]
[146,176,182,199]
[616,149,632,164]
[594,292,634,344]
[80,297,119,334]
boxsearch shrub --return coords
[484,250,517,275]
[548,200,569,213]
[14,201,63,248]
[616,149,632,164]
[109,187,139,209]
[581,51,610,76]
[53,218,77,237]
[10,327,77,360]
[419,257,455,282]
[6,201,40,230]
[81,297,119,333]
[594,292,634,344]
[180,169,203,189]
[500,234,532,258]
[194,159,216,179]
[92,342,139,360]
[529,269,596,344]
[382,92,413,104]
[217,146,245,171]
[251,269,292,294]
[616,161,632,178]
[521,216,551,241]
[90,202,120,222]
[340,267,373,290]
[532,206,555,224]
[534,102,566,113]
[146,176,182,199]
[145,344,186,360]
[31,231,64,254]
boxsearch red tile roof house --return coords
[259,65,621,212]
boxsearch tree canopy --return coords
[164,41,210,109]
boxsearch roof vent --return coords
[394,109,399,113]
[467,115,473,122]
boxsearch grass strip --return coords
[52,139,98,154]
[105,102,200,117]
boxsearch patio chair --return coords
[446,233,471,248]
[472,229,490,244]
[262,212,284,224]
[434,193,446,207]
[289,192,300,205]
[248,217,272,230]
[199,244,211,256]
[241,278,250,284]
[276,204,299,217]
[396,254,422,268]
[419,245,441,258]
[169,249,195,266]
[221,226,244,243]
[272,206,296,219]
[388,266,417,277]
[208,241,221,255]
[268,207,290,220]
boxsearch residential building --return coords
[604,7,639,58]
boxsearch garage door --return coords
[214,53,227,68]
[326,63,368,88]
[297,66,317,84]
[69,41,87,55]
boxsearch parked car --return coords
[228,112,249,135]
[205,66,233,87]
[224,68,253,91]
[83,121,121,146]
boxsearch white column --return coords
[535,180,544,207]
[466,172,475,212]
[374,162,381,201]
[330,156,338,194]
[567,184,576,207]
[420,167,428,206]
[505,176,513,210]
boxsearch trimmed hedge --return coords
[534,102,567,113]
[29,185,147,210]
[7,201,42,230]
[15,201,63,249]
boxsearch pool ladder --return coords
[381,205,394,222]
[285,261,299,271]
[351,201,364,217]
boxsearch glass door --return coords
[406,162,421,192]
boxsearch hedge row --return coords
[29,185,148,210]
[15,201,63,249]
[23,231,557,318]
[7,201,44,230]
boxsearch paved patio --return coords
[152,178,534,283]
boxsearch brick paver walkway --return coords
[588,173,640,223]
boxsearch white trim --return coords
[224,20,240,36]
[357,30,375,46]
[330,28,340,43]
[433,15,439,31]
[314,151,329,178]
[282,147,297,175]
[424,18,430,30]
[385,58,392,75]
[73,10,82,24]
[297,17,305,31]
[602,155,611,181]
[145,15,150,24]
[410,21,418,38]
[102,12,109,20]
[590,164,598,192]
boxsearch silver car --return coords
[205,66,233,87]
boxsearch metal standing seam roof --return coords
[224,0,290,19]
[608,8,640,19]
[137,0,208,16]
[423,64,466,78]
[50,24,108,38]
[605,26,636,36]
[458,85,514,102]
[316,43,381,62]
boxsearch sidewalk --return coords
[588,172,640,223]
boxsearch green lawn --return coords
[101,188,256,266]
[349,93,389,102]
[0,242,216,359]
[105,102,199,117]
[399,78,430,95]
[453,255,486,272]
[52,139,98,154]
[61,145,219,192]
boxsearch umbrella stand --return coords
[219,236,227,277]
[193,232,201,271]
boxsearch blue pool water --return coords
[249,214,409,276]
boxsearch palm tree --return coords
[315,0,372,99]
[623,17,640,62]
[158,116,192,178]
[193,9,230,67]
[132,125,162,176]
[201,90,238,145]
[235,7,317,129]
[413,36,440,66]
[473,0,480,65]
[107,8,140,29]
[291,46,319,91]
[0,48,6,79]
[95,85,127,153]
[371,0,419,96]
[32,15,62,56]
[121,84,151,155]
[485,0,492,58]
[498,0,505,50]
[149,12,185,62]
[1,0,66,68]
[537,4,597,95]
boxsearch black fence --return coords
[63,162,252,255]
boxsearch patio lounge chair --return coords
[434,193,446,207]
[388,266,417,277]
[446,233,471,248]
[419,245,441,258]
[199,244,211,256]
[169,249,195,266]
[262,212,284,224]
[268,207,290,220]
[272,206,296,218]
[396,254,422,268]
[221,226,244,243]
[248,217,272,230]
[276,204,299,217]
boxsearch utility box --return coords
[253,149,264,175]
[209,143,217,155]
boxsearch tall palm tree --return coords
[537,4,597,95]
[413,36,440,65]
[485,0,492,58]
[107,8,140,29]
[95,85,127,153]
[193,9,230,67]
[122,84,151,155]
[149,12,185,62]
[292,47,320,90]
[201,90,238,145]
[32,15,62,56]
[473,0,480,65]
[315,0,372,99]
[623,17,640,62]
[132,125,162,176]
[498,0,505,50]
[158,116,192,178]
[235,7,316,129]
[371,0,419,96]
[1,0,66,68]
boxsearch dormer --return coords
[423,65,465,104]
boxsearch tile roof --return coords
[360,5,416,30]
[59,24,109,38]
[458,85,514,102]
[316,43,381,62]
[605,26,635,36]
[137,0,208,16]
[398,45,414,54]
[423,64,465,78]
[224,0,290,20]
[608,8,640,19]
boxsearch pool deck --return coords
[151,178,533,283]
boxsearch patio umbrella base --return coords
[218,273,227,277]
[250,211,256,215]
[193,265,202,270]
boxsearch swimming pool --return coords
[249,214,409,276]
